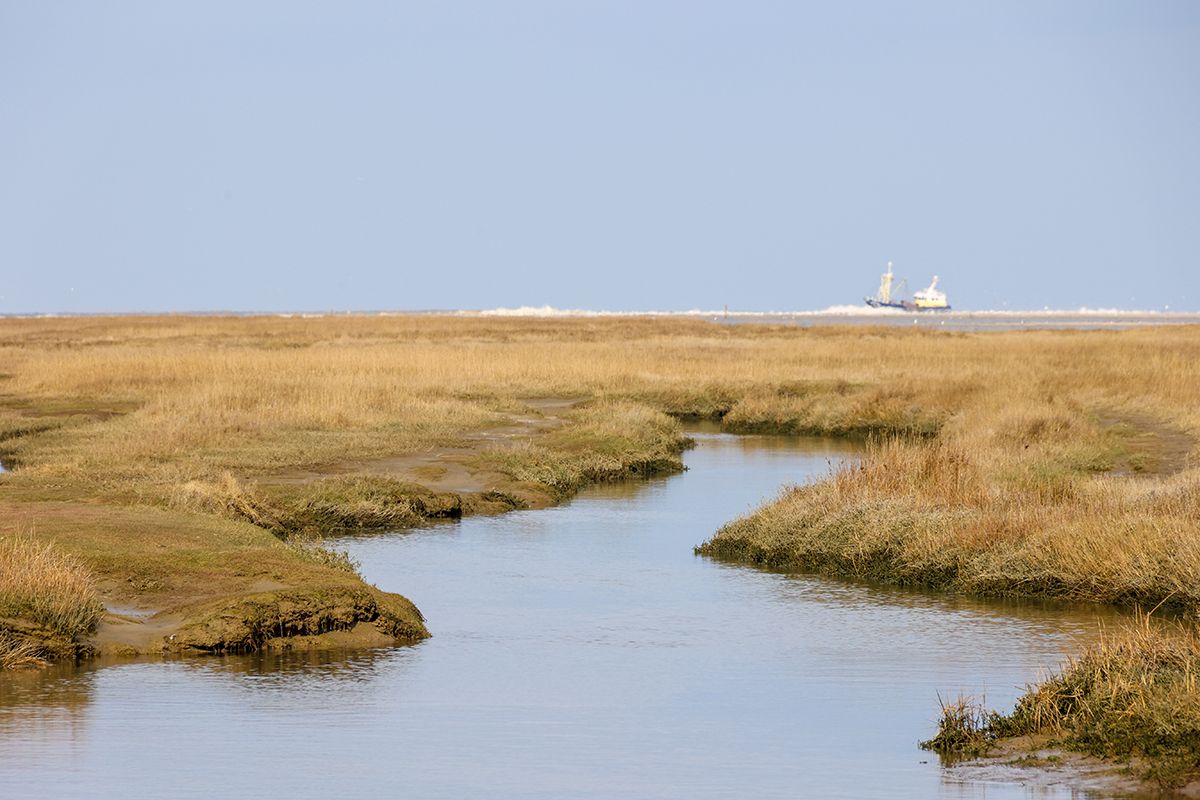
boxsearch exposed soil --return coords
[945,735,1200,798]
[1101,412,1195,477]
[263,397,581,500]
[93,609,181,656]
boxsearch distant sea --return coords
[2,307,1198,331]
[469,305,1200,331]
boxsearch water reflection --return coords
[192,642,411,679]
[0,659,96,754]
[0,429,1145,799]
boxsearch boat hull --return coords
[864,298,951,312]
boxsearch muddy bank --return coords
[68,400,689,658]
[236,397,687,533]
[92,584,428,657]
[921,616,1200,795]
[944,736,1200,798]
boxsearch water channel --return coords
[0,429,1133,798]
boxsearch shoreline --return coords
[942,735,1200,798]
[5,397,691,660]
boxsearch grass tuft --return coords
[924,615,1200,788]
[920,695,998,756]
[0,536,104,664]
[283,537,362,576]
[0,634,49,669]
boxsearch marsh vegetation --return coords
[0,536,103,667]
[0,314,1197,787]
[922,615,1200,789]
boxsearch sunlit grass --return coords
[0,536,104,666]
[700,435,1200,608]
[0,315,1196,665]
[923,615,1200,788]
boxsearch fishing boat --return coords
[864,262,950,311]
[912,275,949,310]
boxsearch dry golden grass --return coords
[0,635,48,670]
[0,314,1196,656]
[924,615,1200,788]
[687,322,1198,609]
[171,471,466,534]
[0,532,104,657]
[701,435,1200,607]
[2,316,1195,481]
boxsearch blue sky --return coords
[2,1,1197,312]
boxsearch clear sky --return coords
[2,1,1197,313]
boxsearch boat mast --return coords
[879,261,894,304]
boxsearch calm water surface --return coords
[0,431,1132,798]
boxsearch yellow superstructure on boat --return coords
[912,276,949,310]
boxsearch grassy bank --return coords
[699,435,1200,609]
[0,315,1196,661]
[0,537,103,667]
[698,339,1198,610]
[474,401,691,498]
[921,616,1200,790]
